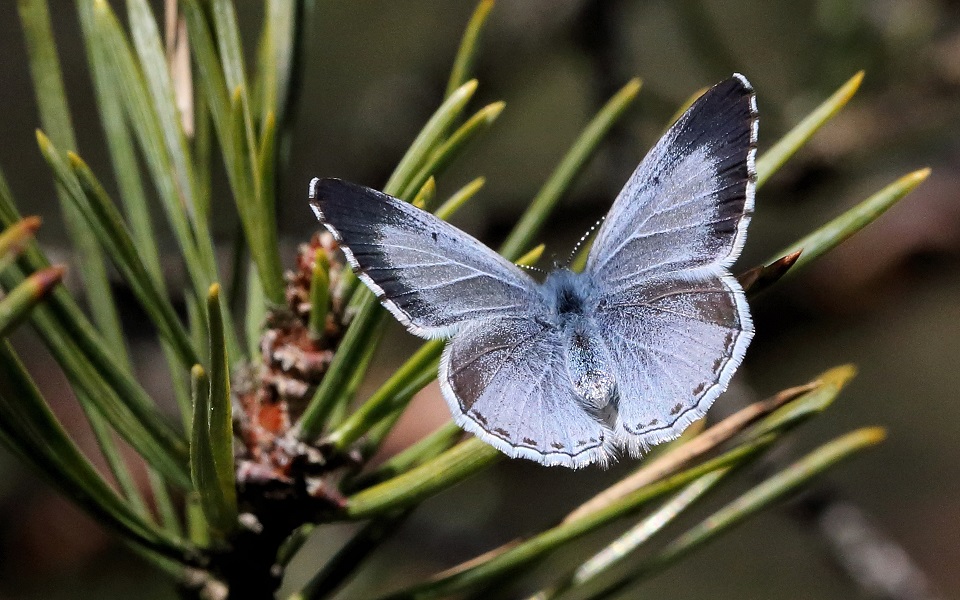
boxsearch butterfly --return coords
[309,74,757,468]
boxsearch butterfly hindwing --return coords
[311,179,615,465]
[594,268,752,453]
[440,316,616,468]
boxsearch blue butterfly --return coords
[310,74,757,468]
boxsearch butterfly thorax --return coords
[541,269,616,411]
[541,269,594,318]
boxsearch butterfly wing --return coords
[595,269,751,454]
[585,75,757,453]
[440,316,616,468]
[310,178,544,339]
[586,74,757,285]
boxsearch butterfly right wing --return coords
[583,76,757,454]
[594,268,751,455]
[440,316,617,468]
[310,178,544,339]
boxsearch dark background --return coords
[0,1,958,598]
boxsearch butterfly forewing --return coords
[309,178,544,339]
[586,75,757,287]
[311,179,607,465]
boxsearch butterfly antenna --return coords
[517,264,546,275]
[566,216,605,267]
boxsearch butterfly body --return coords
[538,268,616,409]
[310,74,758,468]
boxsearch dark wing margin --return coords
[309,178,543,339]
[586,74,758,287]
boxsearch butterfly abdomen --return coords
[564,324,616,412]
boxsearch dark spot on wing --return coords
[723,331,735,352]
[647,418,660,427]
[522,437,537,445]
[713,357,724,371]
[552,442,564,450]
[670,403,683,415]
[494,427,510,438]
[693,382,706,395]
[431,231,438,241]
[471,411,488,426]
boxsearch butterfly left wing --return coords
[311,178,614,468]
[309,178,544,339]
[440,316,617,468]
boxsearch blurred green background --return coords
[0,0,958,598]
